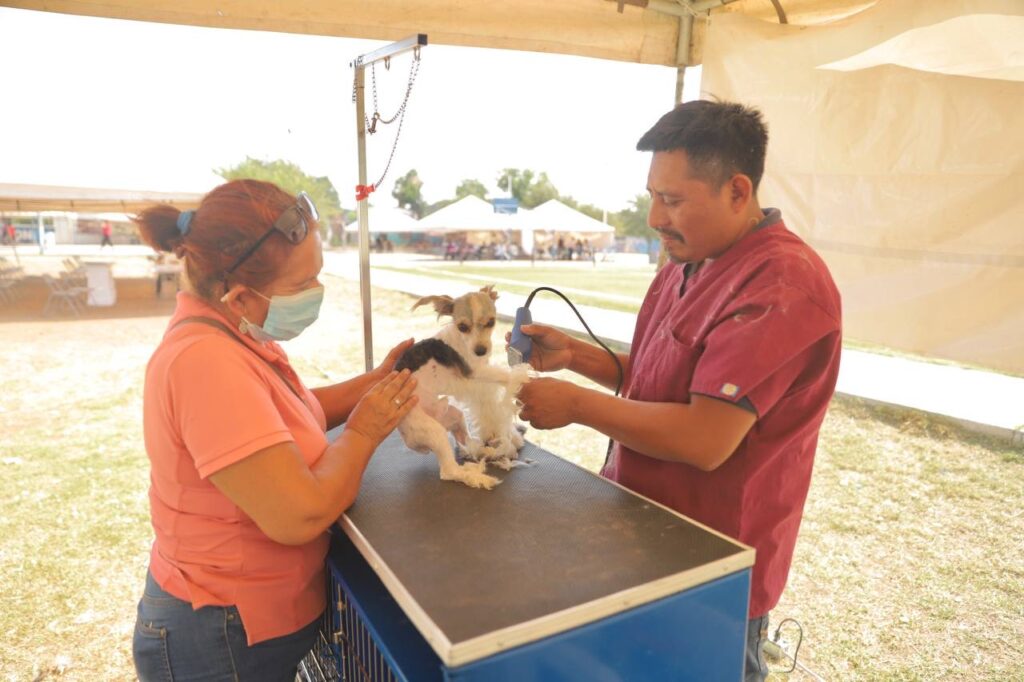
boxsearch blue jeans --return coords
[133,572,321,682]
[746,614,770,682]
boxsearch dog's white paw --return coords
[461,438,497,462]
[485,431,524,458]
[458,437,480,458]
[441,461,500,490]
[462,438,497,458]
[506,363,533,397]
[483,436,516,460]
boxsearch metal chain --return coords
[368,48,421,190]
[370,80,413,190]
[349,47,422,195]
[364,48,420,134]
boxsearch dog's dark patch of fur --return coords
[395,338,472,377]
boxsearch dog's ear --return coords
[412,295,455,317]
[480,285,498,302]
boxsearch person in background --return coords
[514,100,842,682]
[132,179,418,681]
[100,220,114,248]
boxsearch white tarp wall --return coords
[702,0,1024,375]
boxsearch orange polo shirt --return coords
[143,292,329,645]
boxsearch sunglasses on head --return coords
[224,191,318,276]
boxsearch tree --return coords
[614,193,653,246]
[215,157,343,223]
[496,168,559,209]
[455,178,489,201]
[392,169,426,218]
[559,195,605,222]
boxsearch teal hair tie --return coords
[176,210,195,236]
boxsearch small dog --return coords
[394,286,531,490]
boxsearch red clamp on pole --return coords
[355,184,375,202]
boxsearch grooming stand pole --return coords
[351,33,428,372]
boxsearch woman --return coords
[131,179,418,681]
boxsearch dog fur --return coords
[395,285,531,490]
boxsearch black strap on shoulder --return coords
[170,315,310,412]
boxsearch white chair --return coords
[42,275,85,316]
[0,263,23,304]
[0,275,17,304]
[62,271,90,308]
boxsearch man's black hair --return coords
[636,100,768,191]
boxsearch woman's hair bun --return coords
[134,204,185,253]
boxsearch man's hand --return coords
[504,324,573,373]
[374,338,415,377]
[517,377,579,429]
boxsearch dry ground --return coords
[0,256,1021,681]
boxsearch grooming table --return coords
[316,432,754,681]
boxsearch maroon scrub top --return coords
[602,216,842,618]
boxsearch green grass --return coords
[0,352,152,680]
[781,396,1024,680]
[1,266,1022,680]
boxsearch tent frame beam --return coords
[638,0,742,103]
[647,0,733,17]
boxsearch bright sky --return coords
[0,8,700,212]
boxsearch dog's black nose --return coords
[474,346,488,356]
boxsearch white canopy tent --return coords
[364,206,422,234]
[0,183,204,251]
[417,195,521,236]
[701,0,1024,373]
[1,0,882,99]
[520,199,615,254]
[417,196,614,254]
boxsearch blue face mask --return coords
[242,285,324,342]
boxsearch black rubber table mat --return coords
[341,432,746,645]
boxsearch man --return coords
[516,100,842,681]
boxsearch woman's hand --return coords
[312,338,417,431]
[345,370,418,444]
[505,324,574,373]
[374,338,415,377]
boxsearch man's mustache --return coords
[654,228,684,242]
